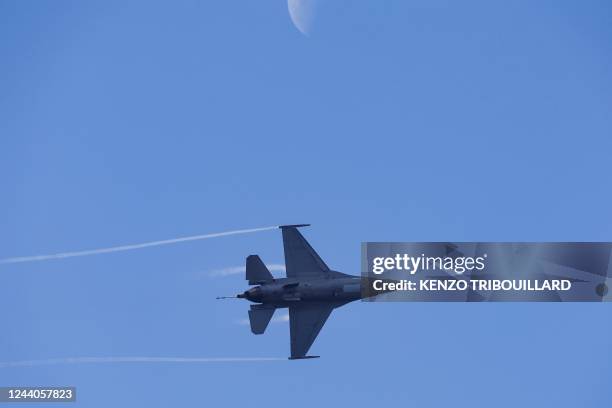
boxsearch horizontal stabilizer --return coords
[248,305,275,335]
[279,224,310,229]
[246,255,274,285]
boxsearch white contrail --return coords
[0,226,278,265]
[208,264,286,278]
[0,356,285,368]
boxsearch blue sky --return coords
[1,1,611,406]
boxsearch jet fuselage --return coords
[238,275,363,308]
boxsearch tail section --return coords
[246,255,274,285]
[248,305,275,334]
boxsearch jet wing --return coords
[280,225,330,279]
[288,304,334,359]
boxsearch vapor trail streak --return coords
[208,264,286,277]
[0,226,278,265]
[0,356,285,368]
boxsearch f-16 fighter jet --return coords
[229,224,376,360]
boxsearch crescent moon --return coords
[288,0,318,36]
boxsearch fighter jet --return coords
[230,224,375,360]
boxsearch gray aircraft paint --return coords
[233,224,385,360]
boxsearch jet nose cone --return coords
[241,287,263,302]
[237,292,247,299]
